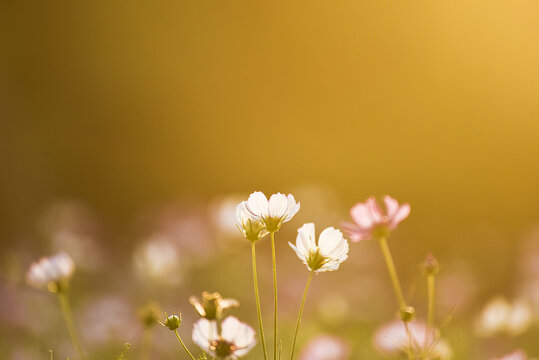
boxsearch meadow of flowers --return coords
[5,190,536,360]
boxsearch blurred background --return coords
[1,0,539,359]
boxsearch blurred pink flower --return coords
[299,335,350,360]
[491,350,527,360]
[373,319,452,359]
[342,196,410,242]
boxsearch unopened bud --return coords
[161,314,181,330]
[399,305,416,322]
[421,253,440,276]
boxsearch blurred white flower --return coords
[26,252,75,292]
[192,316,256,359]
[189,291,239,320]
[236,202,269,242]
[299,335,350,360]
[491,350,528,360]
[289,223,349,272]
[475,296,533,337]
[373,319,452,359]
[209,195,246,235]
[244,191,300,232]
[133,236,182,285]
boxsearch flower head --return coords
[289,223,349,272]
[474,296,533,337]
[421,253,441,276]
[26,252,75,292]
[236,202,269,242]
[342,195,410,242]
[373,319,451,360]
[161,314,182,330]
[193,316,256,359]
[243,191,300,232]
[189,292,239,320]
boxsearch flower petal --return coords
[192,318,218,351]
[245,192,269,219]
[388,203,410,230]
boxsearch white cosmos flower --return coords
[193,316,256,359]
[26,252,75,292]
[289,223,349,272]
[244,191,300,232]
[236,201,269,242]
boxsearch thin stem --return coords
[378,236,406,309]
[140,327,153,360]
[404,323,415,360]
[57,291,86,360]
[424,275,436,358]
[290,271,313,360]
[117,343,131,360]
[251,242,269,360]
[378,236,415,358]
[270,231,278,360]
[173,329,197,360]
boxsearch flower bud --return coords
[399,305,416,323]
[162,314,181,330]
[421,253,440,276]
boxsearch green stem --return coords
[270,231,278,360]
[290,271,313,360]
[57,291,86,360]
[173,329,197,360]
[424,275,436,358]
[251,242,269,360]
[117,343,131,360]
[404,323,415,360]
[378,236,415,357]
[378,236,406,310]
[140,327,153,360]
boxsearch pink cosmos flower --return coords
[491,350,527,360]
[342,196,410,242]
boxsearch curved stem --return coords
[251,242,269,360]
[270,231,278,360]
[57,291,86,360]
[290,271,313,360]
[173,329,197,360]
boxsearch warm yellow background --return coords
[3,0,539,256]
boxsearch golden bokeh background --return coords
[2,1,539,359]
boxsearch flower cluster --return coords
[24,191,537,360]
